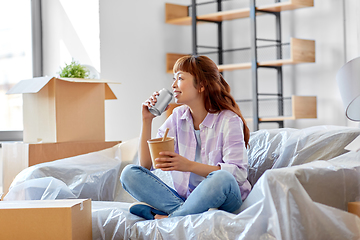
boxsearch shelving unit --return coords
[165,0,316,131]
[167,95,317,121]
[165,0,313,25]
[166,38,315,73]
[244,95,317,122]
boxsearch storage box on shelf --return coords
[257,95,317,122]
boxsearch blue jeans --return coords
[120,164,242,217]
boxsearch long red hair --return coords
[173,55,250,148]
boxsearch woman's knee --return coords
[207,170,237,190]
[208,170,234,182]
[120,164,140,186]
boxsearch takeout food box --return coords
[0,199,92,240]
[7,76,118,143]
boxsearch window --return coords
[0,1,33,132]
[0,1,41,141]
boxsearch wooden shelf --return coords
[166,38,315,73]
[165,1,316,127]
[166,53,188,74]
[165,0,314,25]
[166,96,316,121]
[245,95,317,122]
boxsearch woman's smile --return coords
[173,90,181,98]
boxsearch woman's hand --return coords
[155,151,194,172]
[155,151,221,177]
[142,91,159,120]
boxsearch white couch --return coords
[4,125,360,240]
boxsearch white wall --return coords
[42,0,100,75]
[42,0,360,142]
[284,0,346,129]
[99,0,190,141]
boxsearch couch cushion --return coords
[247,125,360,186]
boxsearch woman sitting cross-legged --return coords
[120,55,251,220]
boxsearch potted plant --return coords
[58,59,90,78]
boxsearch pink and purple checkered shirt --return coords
[156,105,251,201]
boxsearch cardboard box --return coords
[0,199,92,240]
[6,77,118,143]
[2,141,121,196]
[348,201,360,218]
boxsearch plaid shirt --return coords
[157,105,251,200]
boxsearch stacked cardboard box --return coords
[3,77,121,195]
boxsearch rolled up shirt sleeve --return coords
[217,114,249,186]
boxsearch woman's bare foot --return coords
[154,214,168,219]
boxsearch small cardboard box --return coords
[348,201,360,218]
[0,199,92,240]
[2,141,121,196]
[7,76,118,143]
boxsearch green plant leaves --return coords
[58,59,90,78]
